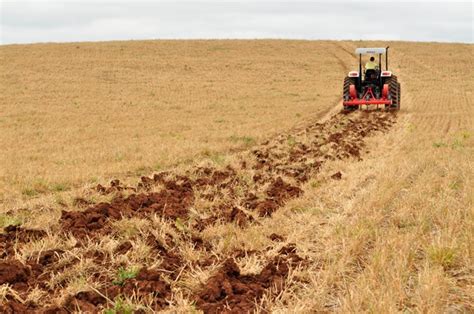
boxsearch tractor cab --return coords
[343,46,400,111]
[356,47,388,85]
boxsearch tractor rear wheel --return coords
[385,75,401,110]
[343,77,357,111]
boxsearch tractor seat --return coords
[364,69,378,82]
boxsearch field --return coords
[0,40,473,313]
[0,40,341,204]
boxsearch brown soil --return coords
[0,260,30,287]
[60,176,194,237]
[195,244,306,313]
[266,177,303,204]
[62,267,171,312]
[331,171,343,180]
[145,235,184,278]
[0,226,46,258]
[269,233,285,242]
[114,241,133,254]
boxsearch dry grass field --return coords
[0,40,473,313]
[0,40,341,205]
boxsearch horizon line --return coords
[1,37,473,47]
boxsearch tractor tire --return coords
[343,76,357,111]
[385,75,401,110]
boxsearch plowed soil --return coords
[0,110,396,313]
[195,244,305,313]
[58,112,394,238]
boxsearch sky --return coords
[0,1,472,45]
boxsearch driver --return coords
[365,56,378,71]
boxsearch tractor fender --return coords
[348,71,359,78]
[349,84,357,99]
[382,84,388,99]
[382,84,389,98]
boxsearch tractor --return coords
[343,47,400,111]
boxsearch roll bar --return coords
[356,46,390,71]
[355,46,390,87]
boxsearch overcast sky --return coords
[0,1,472,45]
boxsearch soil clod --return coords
[331,171,342,180]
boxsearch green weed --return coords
[113,267,138,286]
[451,139,464,149]
[0,214,22,228]
[22,188,38,197]
[449,180,462,190]
[52,183,69,192]
[432,142,447,148]
[459,131,470,140]
[174,217,188,233]
[229,135,256,146]
[202,150,226,165]
[287,136,297,147]
[310,180,321,188]
[104,297,135,314]
[407,123,416,132]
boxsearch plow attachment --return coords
[343,85,392,109]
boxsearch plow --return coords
[343,47,401,111]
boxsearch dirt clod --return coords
[64,291,107,313]
[115,268,171,310]
[0,260,30,285]
[195,244,306,314]
[61,177,194,237]
[114,241,133,255]
[269,233,285,242]
[266,177,303,204]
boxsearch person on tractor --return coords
[364,56,378,81]
[365,56,378,71]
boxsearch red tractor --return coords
[343,47,400,111]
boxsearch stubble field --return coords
[0,40,473,313]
